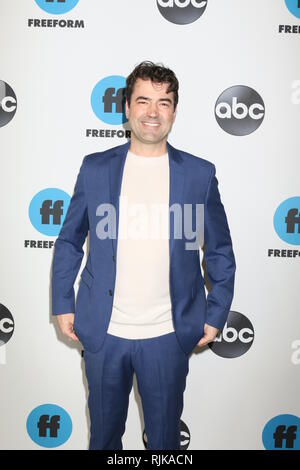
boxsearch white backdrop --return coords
[1,0,300,450]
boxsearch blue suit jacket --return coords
[51,141,236,355]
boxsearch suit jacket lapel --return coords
[109,141,130,257]
[167,141,185,262]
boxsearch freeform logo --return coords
[157,0,208,25]
[279,0,300,32]
[262,414,300,450]
[143,420,190,450]
[0,304,15,347]
[26,404,72,448]
[28,188,71,237]
[273,197,300,246]
[0,81,17,128]
[209,311,254,358]
[34,0,79,14]
[87,75,131,138]
[215,85,265,136]
[29,0,84,28]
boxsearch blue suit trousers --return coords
[83,331,190,450]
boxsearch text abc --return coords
[216,97,264,120]
[215,323,254,343]
[0,96,17,113]
[0,318,14,334]
[157,0,206,8]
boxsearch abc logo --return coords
[157,0,208,25]
[0,80,17,128]
[91,75,127,125]
[29,188,71,236]
[143,419,190,449]
[34,0,80,15]
[274,196,300,246]
[215,85,265,136]
[0,304,15,346]
[209,311,254,358]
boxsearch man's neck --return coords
[129,139,167,157]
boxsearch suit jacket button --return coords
[109,289,113,296]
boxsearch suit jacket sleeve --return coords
[51,156,89,315]
[203,164,236,330]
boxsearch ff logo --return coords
[285,0,300,19]
[0,304,14,347]
[29,188,71,236]
[34,0,80,14]
[91,76,127,125]
[157,0,208,25]
[274,197,300,245]
[215,85,265,136]
[262,414,300,450]
[0,80,17,128]
[209,311,254,358]
[143,420,190,449]
[27,404,72,448]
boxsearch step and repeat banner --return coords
[1,0,300,450]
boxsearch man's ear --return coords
[173,105,177,122]
[125,100,129,119]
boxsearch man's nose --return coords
[147,103,159,117]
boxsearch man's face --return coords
[125,78,177,146]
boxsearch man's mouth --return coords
[141,121,160,128]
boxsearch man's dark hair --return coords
[126,61,179,110]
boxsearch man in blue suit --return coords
[51,61,236,450]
